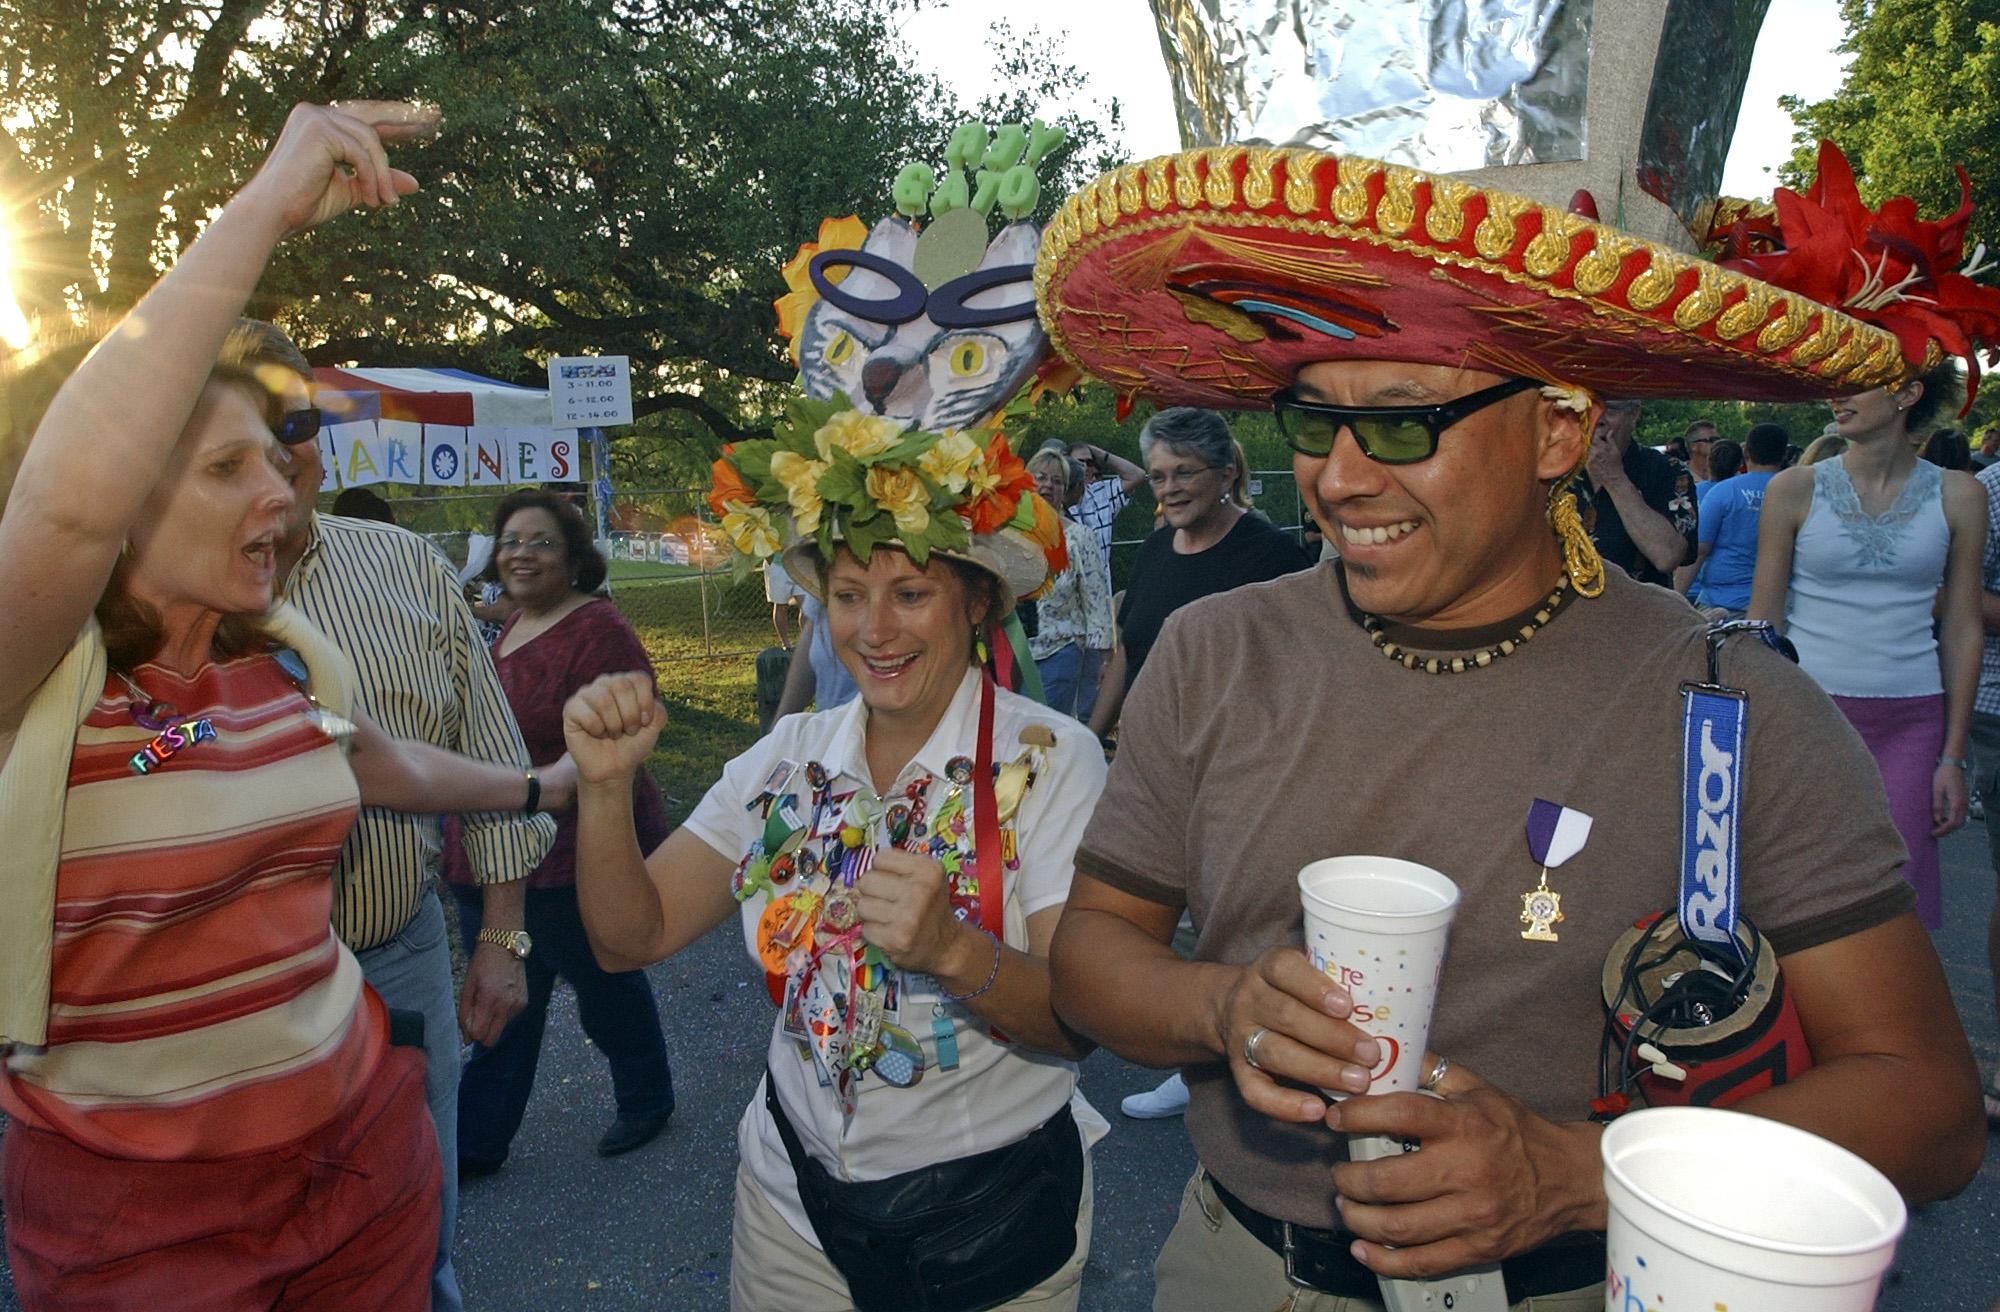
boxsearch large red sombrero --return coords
[1034,146,1921,410]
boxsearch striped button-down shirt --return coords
[279,514,554,950]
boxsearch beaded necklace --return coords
[1360,574,1572,674]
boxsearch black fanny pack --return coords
[763,1070,1083,1312]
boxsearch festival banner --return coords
[376,420,422,485]
[327,421,383,488]
[422,425,468,487]
[467,427,509,486]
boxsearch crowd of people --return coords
[3,93,2000,1312]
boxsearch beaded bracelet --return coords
[941,928,1003,1003]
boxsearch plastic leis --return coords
[1715,140,2000,407]
[706,395,1067,589]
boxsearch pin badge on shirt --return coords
[1522,799,1592,943]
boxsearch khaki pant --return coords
[728,1148,1094,1312]
[1154,1170,1601,1312]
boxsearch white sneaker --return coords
[1120,1072,1189,1119]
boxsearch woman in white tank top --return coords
[1750,362,1987,929]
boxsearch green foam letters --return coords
[893,164,935,218]
[945,122,990,172]
[996,165,1039,220]
[930,171,970,216]
[981,123,1027,172]
[1025,119,1066,168]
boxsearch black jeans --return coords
[452,883,674,1166]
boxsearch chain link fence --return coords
[362,473,1309,664]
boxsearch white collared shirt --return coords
[683,667,1107,1245]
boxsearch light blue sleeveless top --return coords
[1786,456,1948,698]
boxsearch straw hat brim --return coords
[781,524,1047,618]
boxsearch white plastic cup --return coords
[1602,1107,1906,1312]
[1295,856,1460,1095]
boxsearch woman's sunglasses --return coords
[273,407,323,446]
[1270,376,1540,464]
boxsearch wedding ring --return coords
[1421,1054,1450,1091]
[1242,1026,1271,1071]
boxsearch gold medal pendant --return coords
[1520,868,1564,942]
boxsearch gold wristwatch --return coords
[476,927,533,961]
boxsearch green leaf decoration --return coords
[930,511,971,554]
[865,428,942,467]
[817,448,867,506]
[844,510,894,562]
[732,440,776,485]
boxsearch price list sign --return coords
[547,355,633,428]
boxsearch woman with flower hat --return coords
[561,400,1106,1312]
[1037,121,1989,1305]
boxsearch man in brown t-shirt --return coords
[1049,360,1984,1309]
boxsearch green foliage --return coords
[1780,0,2000,259]
[0,0,1119,481]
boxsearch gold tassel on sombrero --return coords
[1549,469,1604,600]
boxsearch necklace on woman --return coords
[1360,575,1572,674]
[113,669,219,775]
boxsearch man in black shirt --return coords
[1583,398,1697,587]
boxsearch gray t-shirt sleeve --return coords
[1727,635,1916,953]
[1075,612,1195,905]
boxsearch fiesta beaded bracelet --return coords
[941,928,1003,1003]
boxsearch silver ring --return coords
[1421,1054,1450,1091]
[1242,1026,1271,1071]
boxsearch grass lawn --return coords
[614,577,769,826]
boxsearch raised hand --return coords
[238,101,440,236]
[563,672,668,785]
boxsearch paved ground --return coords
[6,829,2000,1310]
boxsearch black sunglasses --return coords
[1270,377,1540,464]
[273,407,322,447]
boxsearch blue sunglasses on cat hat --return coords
[809,249,1035,330]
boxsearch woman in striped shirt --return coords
[0,104,571,1311]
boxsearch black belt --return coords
[1209,1175,1605,1301]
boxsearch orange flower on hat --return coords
[1026,491,1069,576]
[962,433,1034,535]
[775,215,870,366]
[707,447,754,520]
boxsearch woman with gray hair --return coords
[1086,408,1309,740]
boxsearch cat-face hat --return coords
[1034,1,2000,412]
[709,120,1076,616]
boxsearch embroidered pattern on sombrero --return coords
[1033,148,1909,411]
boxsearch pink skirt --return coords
[1831,693,1944,929]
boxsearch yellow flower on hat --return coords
[865,465,931,534]
[769,451,828,536]
[775,215,869,367]
[815,408,905,463]
[918,430,981,494]
[721,503,782,559]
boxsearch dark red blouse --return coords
[443,597,668,890]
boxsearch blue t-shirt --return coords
[801,594,858,710]
[1695,472,1776,611]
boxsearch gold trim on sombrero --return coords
[1034,147,1907,403]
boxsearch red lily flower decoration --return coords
[1720,140,2000,408]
